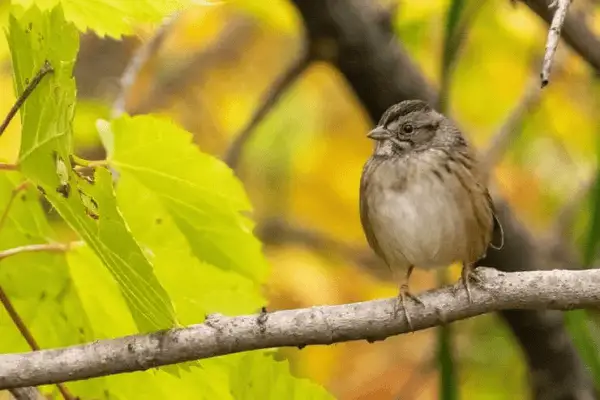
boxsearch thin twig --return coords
[0,181,30,235]
[0,241,74,399]
[3,268,600,389]
[0,286,41,356]
[0,243,69,261]
[223,50,311,170]
[523,0,600,74]
[0,284,73,400]
[540,0,571,87]
[482,75,542,173]
[111,12,181,118]
[0,164,18,171]
[0,61,54,137]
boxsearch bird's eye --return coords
[402,123,414,134]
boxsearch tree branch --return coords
[539,0,571,87]
[0,242,75,400]
[224,49,311,169]
[9,387,43,400]
[522,0,600,74]
[482,75,542,173]
[2,268,600,390]
[111,12,181,118]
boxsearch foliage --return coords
[1,0,600,399]
[7,0,193,37]
[0,2,333,399]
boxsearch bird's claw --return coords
[394,285,424,331]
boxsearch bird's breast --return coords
[364,153,492,270]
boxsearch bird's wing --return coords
[486,190,504,250]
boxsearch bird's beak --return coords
[367,127,391,140]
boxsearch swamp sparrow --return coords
[359,100,503,328]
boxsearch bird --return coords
[359,99,503,328]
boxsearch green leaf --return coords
[7,5,176,333]
[230,352,334,400]
[116,174,265,323]
[10,0,192,38]
[0,172,100,397]
[8,6,77,174]
[107,115,269,283]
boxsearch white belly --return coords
[368,163,486,270]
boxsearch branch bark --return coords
[1,267,600,390]
[540,0,571,87]
[9,387,43,400]
[111,12,181,118]
[522,0,600,74]
[224,49,311,169]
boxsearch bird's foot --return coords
[461,264,482,303]
[394,284,425,331]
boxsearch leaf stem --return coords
[0,61,54,137]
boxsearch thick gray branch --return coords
[1,268,600,390]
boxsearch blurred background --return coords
[1,0,600,399]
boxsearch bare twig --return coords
[0,164,18,171]
[0,61,54,137]
[0,242,73,399]
[0,284,73,400]
[224,50,311,170]
[3,268,600,389]
[0,243,69,261]
[521,0,600,79]
[111,12,181,118]
[482,75,542,173]
[540,0,571,87]
[0,286,42,359]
